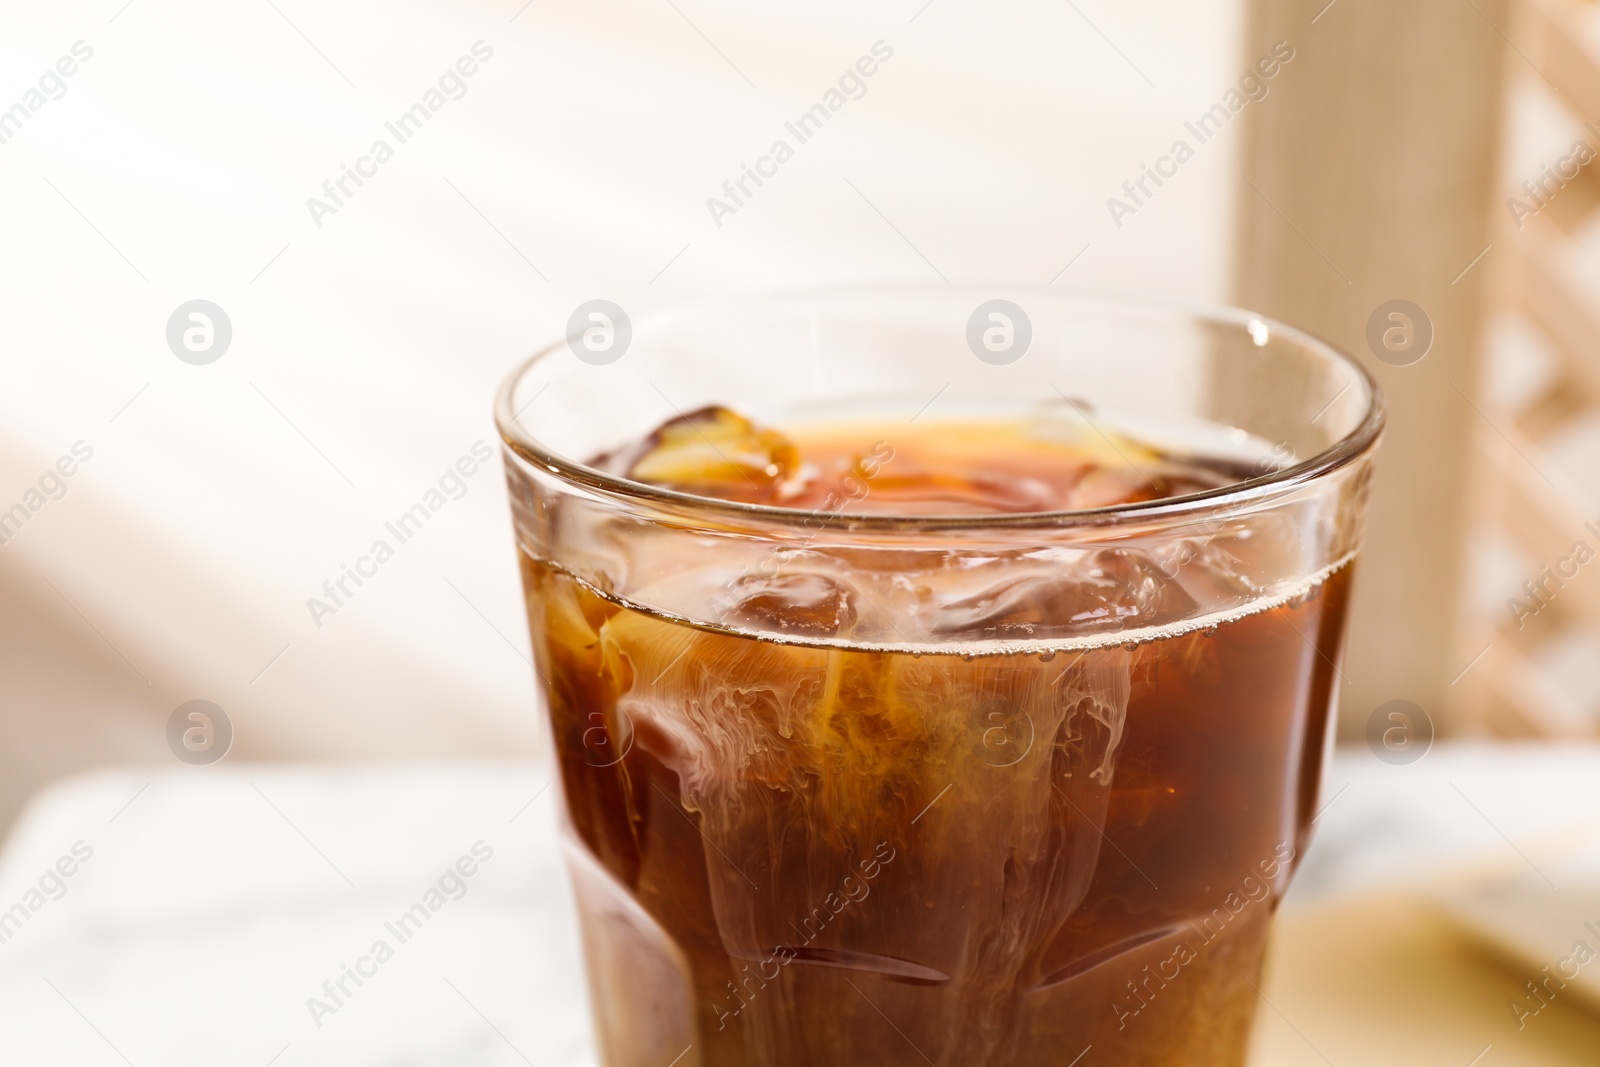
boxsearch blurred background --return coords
[4,0,1600,1063]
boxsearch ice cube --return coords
[622,406,799,502]
[1151,534,1264,603]
[851,465,1061,513]
[719,571,858,637]
[1065,462,1240,509]
[1065,468,1151,509]
[932,549,1199,639]
[1027,400,1163,469]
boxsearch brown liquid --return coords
[523,415,1347,1067]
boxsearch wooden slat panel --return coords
[1474,421,1600,623]
[1527,160,1600,235]
[1520,0,1600,121]
[1234,0,1506,738]
[1466,632,1596,736]
[1452,0,1600,740]
[1506,212,1600,400]
[1512,377,1589,438]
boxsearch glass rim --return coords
[494,284,1386,532]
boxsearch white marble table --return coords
[1,744,1596,1066]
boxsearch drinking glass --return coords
[495,286,1383,1067]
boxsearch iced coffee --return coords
[498,292,1380,1067]
[508,391,1374,1067]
